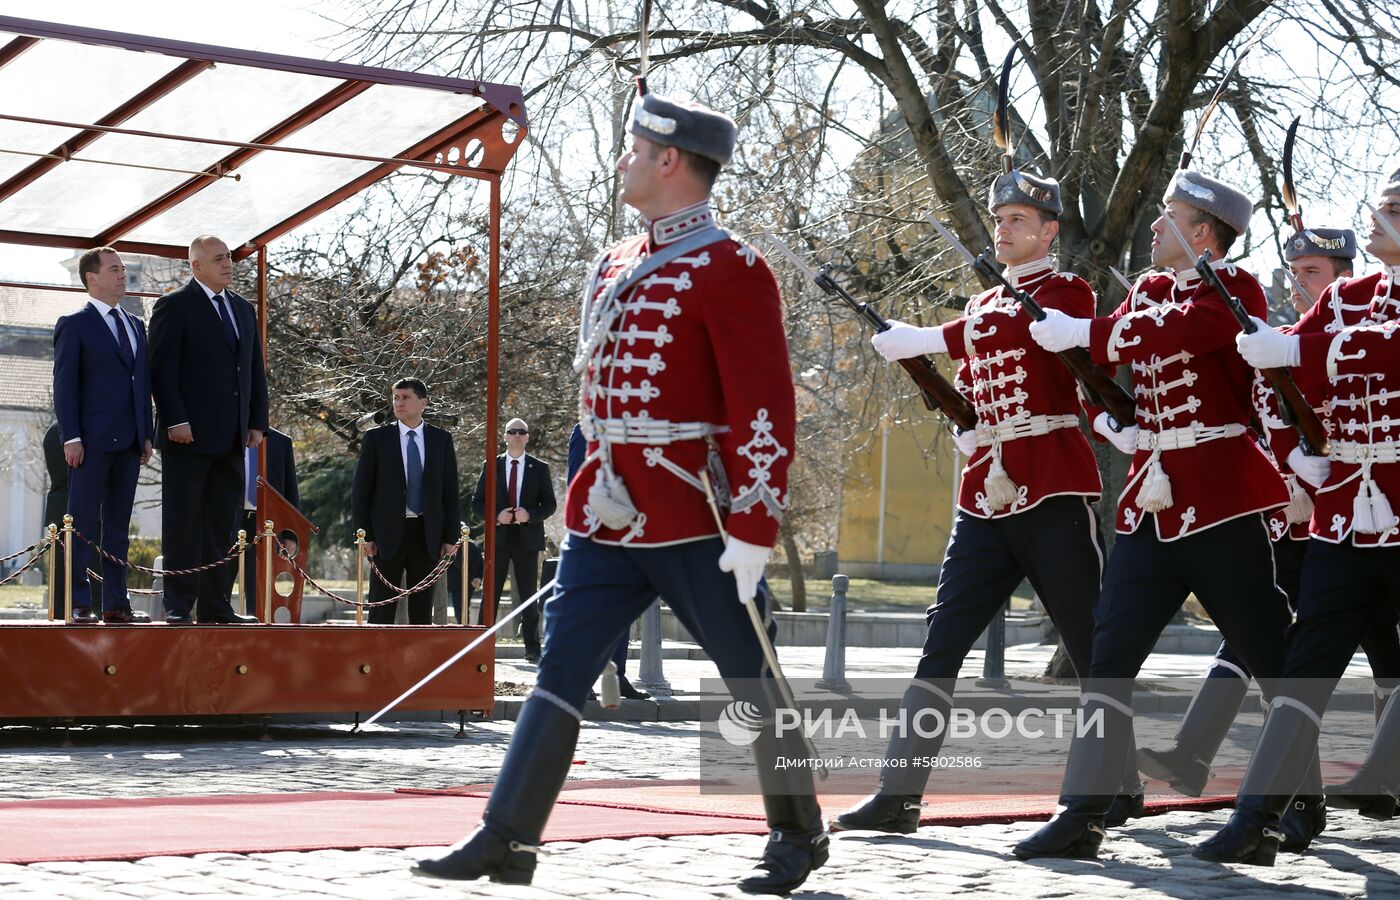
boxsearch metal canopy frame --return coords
[0,17,522,624]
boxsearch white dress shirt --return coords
[398,420,426,516]
[195,278,239,339]
[505,450,525,508]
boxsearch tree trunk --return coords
[782,529,807,613]
[1044,639,1077,679]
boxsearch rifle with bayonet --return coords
[764,234,978,431]
[925,216,1137,428]
[1159,206,1331,457]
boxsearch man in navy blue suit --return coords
[150,235,268,624]
[53,247,154,624]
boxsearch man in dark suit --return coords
[225,426,299,615]
[472,417,556,660]
[352,378,460,625]
[53,247,154,624]
[149,235,268,625]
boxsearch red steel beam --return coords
[0,16,526,128]
[232,105,515,260]
[0,228,186,259]
[0,34,37,68]
[0,57,211,203]
[95,79,372,245]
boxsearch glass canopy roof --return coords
[0,16,527,259]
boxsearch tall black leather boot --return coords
[1327,689,1400,820]
[1012,692,1130,860]
[415,695,580,883]
[1139,666,1250,797]
[1194,699,1318,865]
[738,709,829,895]
[1107,718,1145,828]
[831,681,952,834]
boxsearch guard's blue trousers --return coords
[536,535,777,714]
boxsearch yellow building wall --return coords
[837,411,961,577]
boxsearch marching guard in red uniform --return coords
[416,93,824,894]
[831,169,1146,835]
[1198,172,1400,864]
[1012,168,1310,859]
[1142,225,1400,799]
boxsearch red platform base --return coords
[0,623,493,720]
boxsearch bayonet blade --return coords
[1109,266,1134,291]
[760,232,821,283]
[1365,202,1400,251]
[924,216,981,267]
[1159,205,1201,269]
[1283,266,1316,310]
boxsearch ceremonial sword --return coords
[699,470,826,780]
[1158,206,1330,456]
[354,579,557,731]
[764,233,977,431]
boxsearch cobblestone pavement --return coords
[2,640,1395,898]
[3,712,1399,899]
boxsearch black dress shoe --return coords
[69,607,100,625]
[1279,795,1326,852]
[165,612,194,625]
[204,613,258,624]
[1104,791,1145,828]
[618,677,650,701]
[737,823,829,894]
[1193,805,1283,865]
[1012,807,1106,860]
[414,823,538,883]
[102,608,150,624]
[524,650,541,664]
[829,793,922,834]
[1138,745,1210,797]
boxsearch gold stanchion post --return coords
[62,514,74,622]
[459,523,469,626]
[262,520,275,623]
[355,528,366,626]
[235,529,248,618]
[46,524,58,622]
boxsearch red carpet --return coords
[2,773,1266,865]
[401,777,1238,826]
[0,790,769,865]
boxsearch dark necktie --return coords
[508,458,520,513]
[109,307,134,368]
[213,293,238,351]
[406,430,423,515]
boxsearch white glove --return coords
[718,535,770,605]
[1235,319,1301,369]
[1028,308,1091,353]
[953,428,979,457]
[871,320,947,361]
[1094,411,1140,455]
[1287,446,1330,489]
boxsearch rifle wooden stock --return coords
[813,271,978,431]
[1195,252,1331,456]
[970,255,1137,428]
